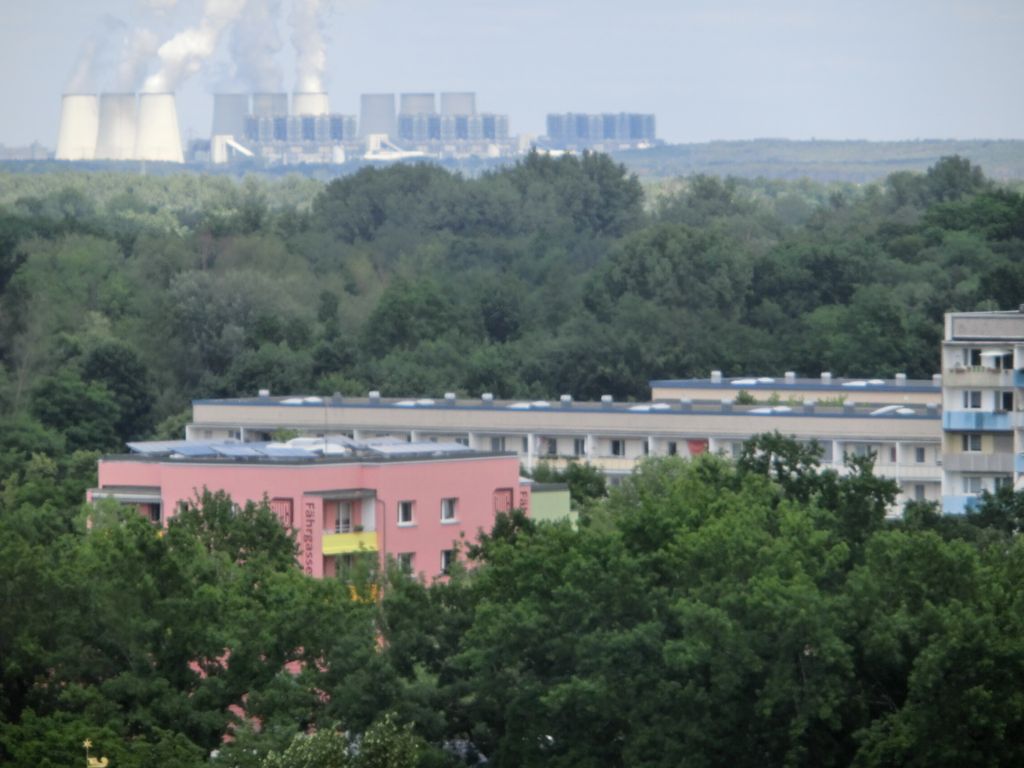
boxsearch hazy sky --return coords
[1,0,1023,148]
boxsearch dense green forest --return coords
[2,155,1024,765]
[3,438,1024,766]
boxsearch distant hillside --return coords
[612,139,1024,183]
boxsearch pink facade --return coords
[93,454,529,580]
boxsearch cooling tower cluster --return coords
[56,91,184,163]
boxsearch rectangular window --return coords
[962,433,982,452]
[995,475,1013,490]
[963,476,982,494]
[490,436,505,452]
[455,436,469,446]
[441,497,457,522]
[643,441,650,456]
[1001,391,1014,411]
[915,447,926,463]
[968,348,982,367]
[611,439,624,457]
[914,484,926,501]
[522,437,529,453]
[397,500,414,525]
[573,438,586,457]
[889,446,897,463]
[546,438,557,456]
[963,390,982,409]
[336,503,353,533]
[667,441,678,456]
[397,552,414,574]
[148,503,162,523]
[440,549,456,574]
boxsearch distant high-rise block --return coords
[360,93,396,138]
[441,92,476,116]
[545,112,656,146]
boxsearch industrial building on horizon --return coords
[52,87,657,167]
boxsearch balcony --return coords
[945,368,1015,388]
[942,495,980,515]
[533,455,639,473]
[322,531,378,555]
[942,452,1013,473]
[942,411,1011,431]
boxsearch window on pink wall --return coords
[441,497,458,522]
[398,500,414,525]
[398,553,414,574]
[441,549,456,574]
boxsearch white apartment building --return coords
[187,373,945,509]
[940,309,1024,513]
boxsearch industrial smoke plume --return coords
[143,0,248,93]
[290,0,329,93]
[231,0,284,92]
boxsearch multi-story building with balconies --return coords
[89,439,535,580]
[185,372,945,510]
[939,309,1023,513]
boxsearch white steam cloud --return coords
[230,0,284,92]
[290,0,330,93]
[65,37,101,94]
[143,0,248,93]
[117,28,160,91]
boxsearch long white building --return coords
[187,375,944,510]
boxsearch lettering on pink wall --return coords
[303,501,316,575]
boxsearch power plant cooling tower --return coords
[211,93,250,138]
[360,93,396,138]
[292,92,330,116]
[441,92,476,115]
[55,94,99,161]
[399,92,436,115]
[252,92,289,118]
[134,93,184,163]
[94,93,138,161]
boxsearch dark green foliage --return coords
[4,157,1024,763]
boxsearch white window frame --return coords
[397,500,415,526]
[963,390,982,409]
[573,438,586,457]
[441,549,456,574]
[397,552,414,573]
[440,497,458,523]
[915,446,926,463]
[962,433,982,452]
[963,476,982,495]
[611,439,625,457]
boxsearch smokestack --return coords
[441,92,476,115]
[95,93,137,161]
[55,94,99,161]
[292,91,329,116]
[252,92,289,117]
[211,93,250,138]
[400,93,436,115]
[360,93,396,138]
[134,93,184,163]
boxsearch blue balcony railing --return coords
[943,411,1012,431]
[942,495,980,515]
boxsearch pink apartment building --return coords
[90,440,531,579]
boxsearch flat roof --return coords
[193,396,941,421]
[649,376,940,393]
[106,439,513,466]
